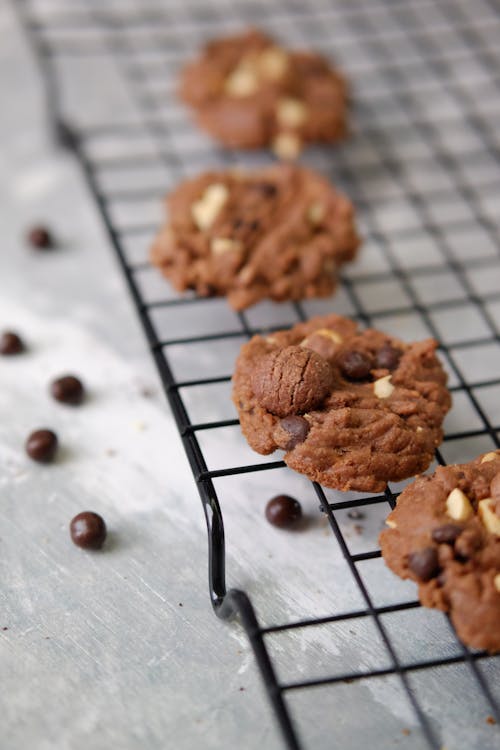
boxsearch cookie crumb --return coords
[347,509,365,520]
[486,715,496,725]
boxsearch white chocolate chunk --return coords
[386,518,397,529]
[446,488,473,522]
[191,183,228,230]
[416,426,424,433]
[478,498,500,536]
[494,573,500,593]
[258,47,288,80]
[276,98,308,128]
[300,329,343,350]
[314,328,343,344]
[224,66,259,97]
[211,237,242,255]
[481,451,499,463]
[307,202,325,225]
[373,375,394,399]
[272,132,301,160]
[237,265,256,286]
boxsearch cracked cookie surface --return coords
[232,314,451,491]
[380,451,500,652]
[179,27,348,157]
[150,165,359,310]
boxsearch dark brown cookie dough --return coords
[150,164,359,310]
[232,314,451,491]
[179,27,348,158]
[380,451,500,653]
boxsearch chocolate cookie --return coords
[179,28,348,158]
[380,451,500,652]
[150,165,359,310]
[232,314,451,491]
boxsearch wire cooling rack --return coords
[17,0,500,747]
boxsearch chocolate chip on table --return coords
[408,547,440,581]
[25,429,58,463]
[431,524,463,545]
[280,415,310,449]
[51,375,85,405]
[265,495,302,529]
[338,350,372,381]
[27,225,53,249]
[376,344,402,371]
[0,331,24,355]
[70,511,107,550]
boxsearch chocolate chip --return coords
[27,225,53,249]
[338,350,372,381]
[280,415,310,449]
[51,375,85,405]
[70,511,107,549]
[431,524,463,545]
[265,495,302,529]
[248,220,260,231]
[454,528,482,561]
[25,429,58,463]
[0,331,24,355]
[376,344,402,371]
[252,182,277,197]
[408,547,440,581]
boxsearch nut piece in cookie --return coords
[179,28,348,156]
[232,313,451,491]
[380,450,500,653]
[150,164,360,311]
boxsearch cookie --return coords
[179,27,348,158]
[232,314,451,491]
[380,451,500,652]
[150,164,359,311]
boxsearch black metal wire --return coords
[16,0,500,747]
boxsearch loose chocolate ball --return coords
[431,524,463,545]
[51,375,85,405]
[338,350,372,381]
[70,511,107,550]
[265,495,302,529]
[408,547,440,582]
[280,415,310,450]
[25,429,58,463]
[27,225,53,249]
[0,331,24,355]
[376,344,402,371]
